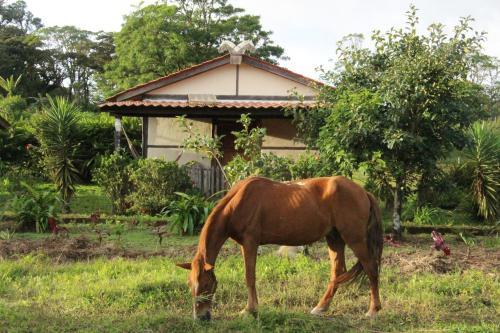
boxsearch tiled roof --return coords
[99,100,315,110]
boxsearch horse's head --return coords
[176,254,217,320]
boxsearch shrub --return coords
[127,159,193,215]
[161,192,216,235]
[417,167,465,210]
[224,155,255,185]
[462,122,499,221]
[0,95,27,122]
[259,153,293,181]
[77,113,141,182]
[3,182,60,233]
[93,149,136,215]
[224,153,293,184]
[0,120,37,166]
[290,152,329,180]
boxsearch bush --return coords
[93,149,136,215]
[161,192,216,235]
[127,159,193,215]
[3,182,60,232]
[0,120,37,166]
[77,113,141,182]
[290,152,330,180]
[224,153,293,184]
[0,95,27,122]
[417,166,465,210]
[259,153,293,181]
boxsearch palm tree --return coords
[0,75,22,97]
[463,122,500,221]
[37,96,81,212]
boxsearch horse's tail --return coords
[335,192,383,284]
[366,192,383,273]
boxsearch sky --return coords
[23,0,500,80]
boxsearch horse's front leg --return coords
[240,241,258,317]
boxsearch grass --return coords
[0,226,499,333]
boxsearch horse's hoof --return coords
[239,308,257,318]
[310,307,326,316]
[365,310,378,317]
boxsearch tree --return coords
[295,6,487,237]
[99,0,285,96]
[37,26,114,105]
[0,0,52,97]
[36,96,81,212]
[469,55,500,117]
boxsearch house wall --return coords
[238,64,316,96]
[147,63,316,97]
[147,117,212,167]
[149,65,237,95]
[261,119,306,159]
[146,117,307,165]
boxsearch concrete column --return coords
[114,116,122,150]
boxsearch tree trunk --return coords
[392,177,403,240]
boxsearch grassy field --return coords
[0,225,499,333]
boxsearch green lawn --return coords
[0,226,498,333]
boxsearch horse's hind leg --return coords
[349,242,382,316]
[311,230,346,315]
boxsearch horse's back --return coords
[222,176,370,246]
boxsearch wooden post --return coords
[114,116,122,150]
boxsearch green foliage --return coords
[161,192,216,235]
[93,149,135,215]
[177,115,227,181]
[36,26,113,105]
[77,113,141,182]
[0,94,27,122]
[127,158,193,215]
[35,96,80,211]
[259,153,293,181]
[99,0,285,96]
[233,114,266,160]
[223,114,267,184]
[224,153,294,184]
[296,6,487,235]
[0,120,36,166]
[0,0,52,98]
[462,122,500,221]
[289,152,325,180]
[0,229,15,240]
[0,74,22,96]
[3,182,59,233]
[412,206,443,225]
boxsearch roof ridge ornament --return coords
[218,40,256,65]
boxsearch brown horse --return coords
[176,176,383,320]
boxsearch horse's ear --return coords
[203,262,214,271]
[176,262,191,270]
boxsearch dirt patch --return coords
[383,247,500,275]
[0,235,188,262]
